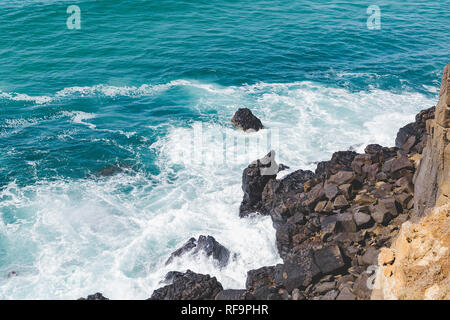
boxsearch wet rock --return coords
[240,151,279,217]
[150,270,223,300]
[231,108,264,132]
[165,235,230,268]
[313,245,345,275]
[78,293,109,300]
[7,271,18,278]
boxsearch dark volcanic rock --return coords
[240,151,281,217]
[165,235,230,268]
[149,270,223,300]
[313,245,345,275]
[315,151,357,180]
[231,108,264,132]
[78,293,109,300]
[395,106,435,151]
[262,169,314,227]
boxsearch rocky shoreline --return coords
[82,64,449,300]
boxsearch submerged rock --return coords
[231,108,264,132]
[149,270,223,300]
[165,235,230,268]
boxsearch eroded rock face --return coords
[231,108,264,132]
[372,203,450,300]
[240,151,282,217]
[414,63,450,215]
[165,235,230,268]
[149,270,223,300]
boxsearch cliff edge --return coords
[414,63,450,215]
[372,64,450,300]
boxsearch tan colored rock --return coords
[371,202,450,300]
[414,63,450,215]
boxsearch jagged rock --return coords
[149,270,223,300]
[231,108,264,132]
[165,235,230,268]
[324,183,338,200]
[240,151,280,217]
[315,151,358,180]
[78,293,109,300]
[333,195,349,209]
[395,106,435,150]
[282,249,321,291]
[336,212,356,233]
[390,155,413,174]
[313,245,345,274]
[328,171,355,186]
[262,169,314,227]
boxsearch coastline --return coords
[144,63,449,301]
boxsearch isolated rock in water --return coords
[96,164,123,177]
[78,292,109,300]
[165,235,230,268]
[231,108,264,132]
[239,151,281,217]
[7,271,18,278]
[149,270,223,300]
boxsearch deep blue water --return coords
[0,0,448,299]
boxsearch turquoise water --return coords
[0,0,448,299]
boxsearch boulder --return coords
[315,151,358,180]
[231,108,264,132]
[149,270,223,300]
[240,151,280,217]
[165,235,230,268]
[313,245,345,274]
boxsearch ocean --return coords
[0,0,448,299]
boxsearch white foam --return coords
[0,80,437,299]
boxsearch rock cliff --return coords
[414,63,450,215]
[372,63,450,300]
